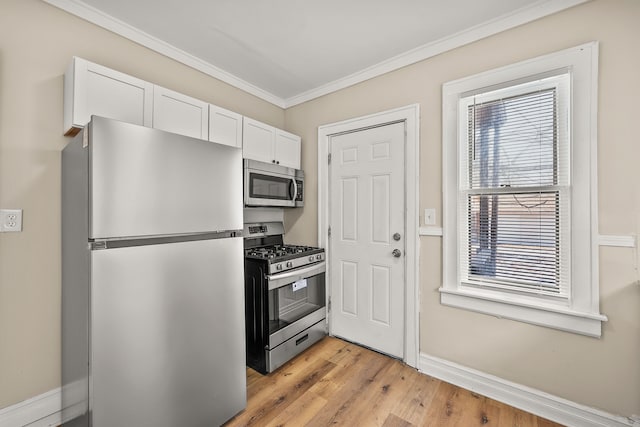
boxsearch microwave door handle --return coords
[290,178,298,202]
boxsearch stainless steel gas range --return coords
[243,222,327,374]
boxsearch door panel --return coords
[90,237,246,427]
[371,174,390,243]
[89,117,242,239]
[329,122,405,358]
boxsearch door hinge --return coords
[328,153,331,164]
[328,226,331,237]
[328,296,331,313]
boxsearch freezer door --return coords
[90,237,246,427]
[89,116,243,239]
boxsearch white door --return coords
[329,122,405,358]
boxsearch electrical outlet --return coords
[0,209,23,232]
[424,208,436,226]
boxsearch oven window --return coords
[250,173,292,200]
[268,273,325,334]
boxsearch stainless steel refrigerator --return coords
[62,116,246,426]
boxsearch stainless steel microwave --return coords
[244,159,303,208]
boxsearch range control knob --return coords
[276,264,283,271]
[316,254,322,260]
[286,261,293,268]
[309,255,315,261]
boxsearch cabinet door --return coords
[209,104,243,148]
[64,57,153,136]
[274,129,301,169]
[152,86,208,140]
[242,117,274,164]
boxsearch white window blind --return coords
[459,75,570,297]
[442,43,605,337]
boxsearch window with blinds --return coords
[458,75,570,297]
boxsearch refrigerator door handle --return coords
[90,229,243,250]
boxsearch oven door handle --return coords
[267,261,326,290]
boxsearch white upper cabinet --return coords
[242,118,274,164]
[242,117,301,169]
[209,104,243,148]
[152,86,208,140]
[64,57,153,136]
[63,58,301,168]
[274,129,301,170]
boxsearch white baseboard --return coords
[419,353,639,427]
[3,366,639,427]
[0,388,62,427]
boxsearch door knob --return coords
[392,249,402,258]
[393,233,401,241]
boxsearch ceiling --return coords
[45,0,587,107]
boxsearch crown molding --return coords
[44,0,589,110]
[283,0,590,107]
[42,0,287,108]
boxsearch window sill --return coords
[439,287,607,337]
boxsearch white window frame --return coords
[441,42,607,337]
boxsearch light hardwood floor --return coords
[224,337,564,427]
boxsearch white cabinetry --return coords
[242,118,275,164]
[209,104,243,148]
[64,57,153,136]
[274,129,302,170]
[242,118,301,169]
[152,86,208,140]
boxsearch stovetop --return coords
[243,222,325,273]
[245,244,324,262]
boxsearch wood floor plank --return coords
[308,342,381,401]
[263,390,328,427]
[354,359,415,426]
[390,366,441,425]
[382,413,415,427]
[225,356,336,426]
[223,337,566,427]
[304,350,393,426]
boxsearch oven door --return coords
[244,168,297,208]
[266,262,326,348]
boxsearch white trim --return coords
[318,104,420,368]
[418,353,639,427]
[43,0,588,109]
[283,0,589,107]
[439,288,607,337]
[598,235,636,248]
[419,226,443,236]
[0,388,62,427]
[42,0,286,108]
[441,42,605,336]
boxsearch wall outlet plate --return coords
[0,209,23,232]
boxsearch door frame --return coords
[317,104,420,368]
